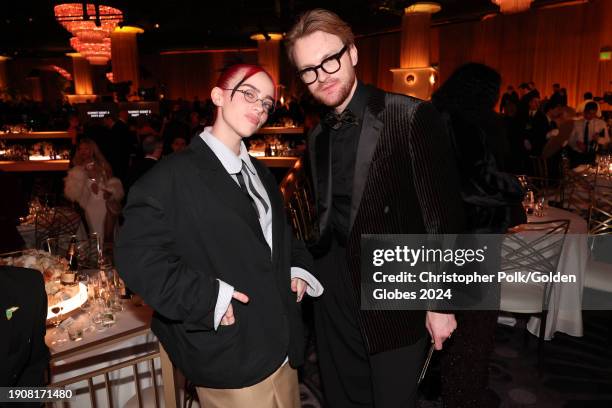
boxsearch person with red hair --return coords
[115,63,322,408]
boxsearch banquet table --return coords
[571,164,612,190]
[46,300,164,407]
[522,206,588,340]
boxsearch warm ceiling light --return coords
[114,25,144,34]
[70,36,111,65]
[250,33,284,41]
[54,3,122,37]
[55,3,122,64]
[491,0,534,14]
[404,2,442,14]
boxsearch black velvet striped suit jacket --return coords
[308,85,466,354]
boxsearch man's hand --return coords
[291,277,307,302]
[425,311,457,350]
[220,290,249,326]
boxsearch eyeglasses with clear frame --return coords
[297,45,348,85]
[221,87,275,115]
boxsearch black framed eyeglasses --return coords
[297,45,348,85]
[222,87,275,115]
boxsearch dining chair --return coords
[585,185,612,299]
[35,206,82,252]
[499,219,570,362]
[520,175,562,206]
[560,163,593,218]
[280,158,318,243]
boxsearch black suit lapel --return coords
[187,137,268,248]
[349,89,386,230]
[309,124,333,235]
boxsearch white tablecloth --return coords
[47,303,160,408]
[525,207,588,340]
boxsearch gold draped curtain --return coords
[141,51,257,100]
[353,0,611,107]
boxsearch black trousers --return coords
[313,240,427,408]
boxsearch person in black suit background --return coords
[530,100,561,157]
[286,9,465,408]
[0,171,26,253]
[115,63,321,408]
[432,63,526,408]
[500,85,519,115]
[0,266,49,388]
[102,111,137,185]
[125,135,163,195]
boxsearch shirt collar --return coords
[324,80,370,124]
[345,80,370,122]
[200,127,256,175]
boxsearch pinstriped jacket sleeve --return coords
[407,101,465,234]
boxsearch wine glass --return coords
[50,306,67,345]
[42,237,59,255]
[51,305,63,328]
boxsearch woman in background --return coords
[64,138,124,244]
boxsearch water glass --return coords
[534,197,546,217]
[42,237,60,255]
[101,308,116,328]
[67,322,84,341]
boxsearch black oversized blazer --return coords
[115,136,313,388]
[0,266,49,387]
[308,85,466,354]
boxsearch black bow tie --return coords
[323,109,359,130]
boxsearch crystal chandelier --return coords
[54,3,122,65]
[70,37,111,65]
[491,0,533,14]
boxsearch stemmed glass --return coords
[49,305,67,345]
[50,305,63,327]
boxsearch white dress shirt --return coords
[200,127,323,330]
[568,118,610,152]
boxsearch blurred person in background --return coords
[170,134,189,154]
[126,135,164,194]
[0,171,26,252]
[568,101,610,167]
[64,138,124,244]
[432,62,525,408]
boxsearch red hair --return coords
[216,64,277,100]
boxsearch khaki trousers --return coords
[196,363,300,408]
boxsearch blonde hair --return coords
[285,8,355,65]
[73,138,113,178]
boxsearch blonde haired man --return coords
[286,9,465,408]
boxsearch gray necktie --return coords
[235,161,269,218]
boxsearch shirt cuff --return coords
[291,267,324,297]
[214,279,234,330]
